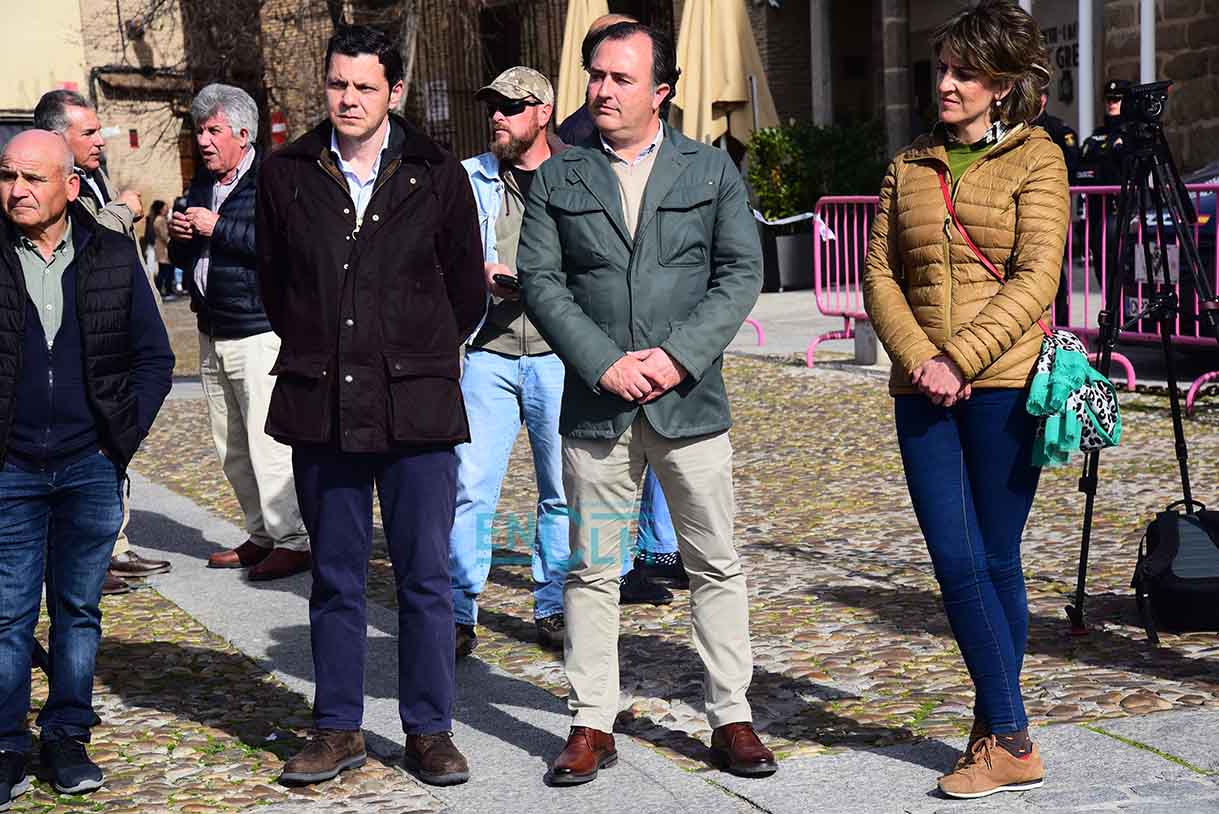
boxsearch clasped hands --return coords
[598,349,687,404]
[912,354,972,408]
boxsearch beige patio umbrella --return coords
[672,0,780,145]
[556,0,610,122]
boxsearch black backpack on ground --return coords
[1131,500,1219,645]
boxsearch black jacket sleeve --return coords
[436,157,487,343]
[127,259,175,438]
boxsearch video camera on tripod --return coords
[1066,79,1219,644]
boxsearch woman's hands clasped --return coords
[912,354,972,408]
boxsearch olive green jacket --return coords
[518,124,762,440]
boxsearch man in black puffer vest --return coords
[170,83,310,581]
[0,131,172,805]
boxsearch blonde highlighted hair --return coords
[931,0,1052,126]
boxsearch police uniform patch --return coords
[1065,133,1075,146]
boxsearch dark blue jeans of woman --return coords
[895,388,1041,734]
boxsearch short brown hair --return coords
[931,0,1051,126]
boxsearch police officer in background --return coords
[1078,79,1130,289]
[1034,92,1079,181]
[1035,92,1080,326]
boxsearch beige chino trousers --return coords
[200,331,308,551]
[562,416,753,732]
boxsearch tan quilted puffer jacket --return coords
[863,124,1069,395]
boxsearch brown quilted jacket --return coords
[863,124,1069,395]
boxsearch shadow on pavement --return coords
[261,624,567,772]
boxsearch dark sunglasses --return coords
[485,98,542,117]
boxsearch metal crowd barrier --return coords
[805,185,1219,414]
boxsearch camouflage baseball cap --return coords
[476,67,554,107]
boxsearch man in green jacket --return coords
[518,21,775,785]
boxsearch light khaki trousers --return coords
[562,416,753,732]
[200,331,308,551]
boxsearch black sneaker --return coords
[38,738,103,794]
[456,624,477,659]
[619,569,673,605]
[535,614,565,650]
[0,751,30,812]
[636,551,690,588]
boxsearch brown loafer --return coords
[279,729,366,786]
[404,732,469,786]
[101,573,131,596]
[549,726,616,786]
[207,540,270,569]
[110,550,172,577]
[248,548,312,581]
[710,722,777,777]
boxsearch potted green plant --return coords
[746,120,887,291]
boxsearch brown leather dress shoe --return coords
[279,729,366,786]
[101,573,131,596]
[404,732,469,786]
[110,551,172,577]
[549,726,616,786]
[710,722,778,777]
[248,548,312,581]
[207,540,270,569]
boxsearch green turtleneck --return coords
[946,138,996,194]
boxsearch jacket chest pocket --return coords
[550,189,613,266]
[657,184,715,267]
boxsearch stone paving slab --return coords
[126,472,756,814]
[711,722,1217,814]
[1097,709,1219,774]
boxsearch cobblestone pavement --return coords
[122,338,1219,792]
[15,588,441,813]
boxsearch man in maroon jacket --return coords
[256,25,485,788]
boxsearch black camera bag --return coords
[1131,502,1219,645]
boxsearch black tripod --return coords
[1065,82,1219,634]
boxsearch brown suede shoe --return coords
[101,573,131,596]
[456,624,477,659]
[278,729,366,786]
[939,736,1044,799]
[403,732,469,786]
[208,540,270,569]
[110,551,172,577]
[710,722,778,777]
[248,549,311,581]
[549,726,616,786]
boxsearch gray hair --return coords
[33,90,93,134]
[190,83,259,142]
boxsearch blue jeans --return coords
[0,452,123,752]
[450,350,570,623]
[621,468,678,576]
[894,389,1041,734]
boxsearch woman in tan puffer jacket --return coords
[862,0,1068,801]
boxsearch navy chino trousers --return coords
[292,445,458,736]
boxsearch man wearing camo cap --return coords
[449,67,574,657]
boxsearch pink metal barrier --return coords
[806,185,1219,413]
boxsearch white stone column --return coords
[1078,0,1095,139]
[880,0,911,156]
[811,0,833,126]
[1140,0,1156,83]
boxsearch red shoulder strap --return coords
[938,169,1052,339]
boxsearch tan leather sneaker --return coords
[938,736,1044,799]
[949,716,993,773]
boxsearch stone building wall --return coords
[1104,0,1219,171]
[77,0,189,210]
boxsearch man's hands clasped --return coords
[598,348,688,404]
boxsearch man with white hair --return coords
[0,130,172,805]
[170,83,310,580]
